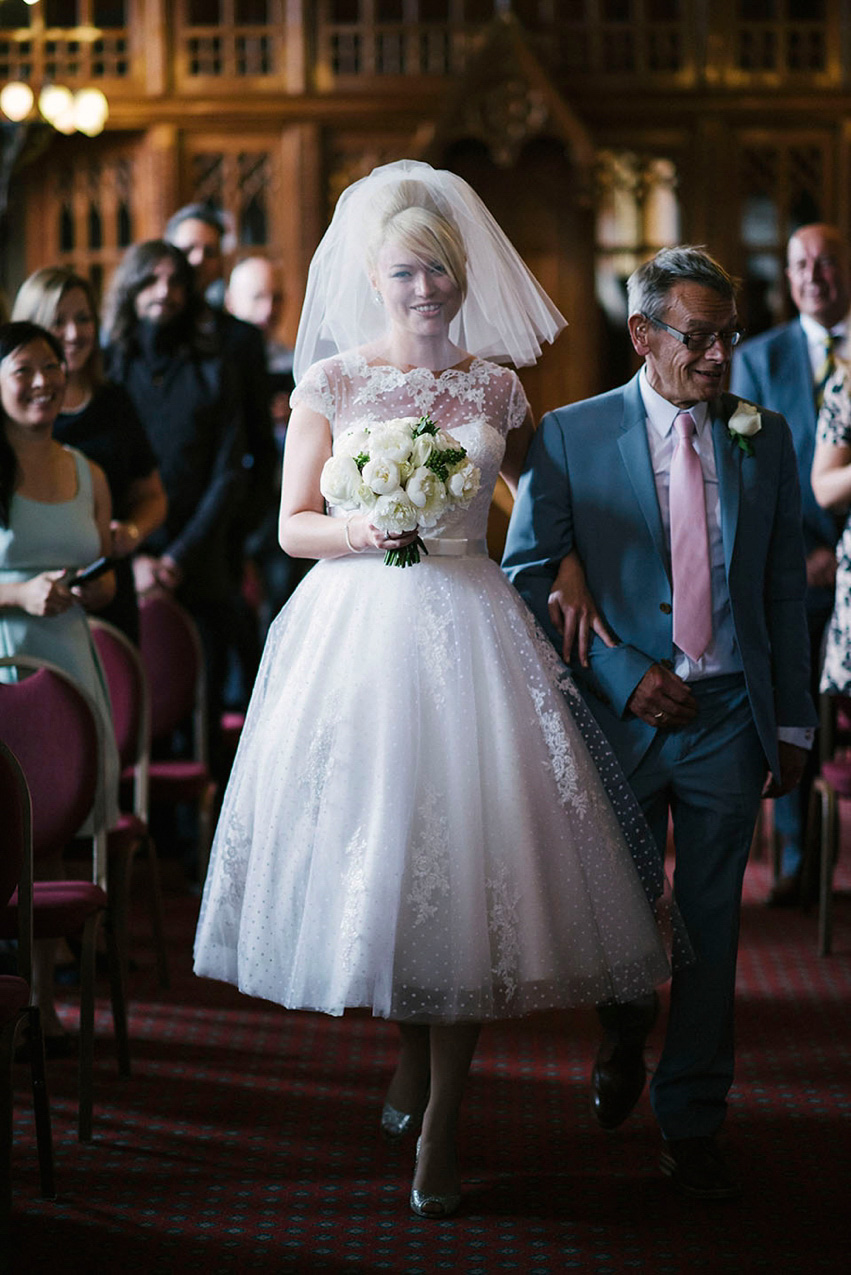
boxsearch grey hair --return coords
[627,246,738,320]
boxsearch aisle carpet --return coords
[9,856,851,1274]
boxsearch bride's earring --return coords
[373,290,383,305]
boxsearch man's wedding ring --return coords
[654,711,664,719]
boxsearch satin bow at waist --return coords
[421,537,488,558]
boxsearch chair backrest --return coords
[0,656,105,877]
[91,619,151,817]
[137,591,208,763]
[90,621,148,769]
[0,739,33,980]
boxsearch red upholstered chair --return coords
[137,592,217,881]
[0,740,54,1242]
[0,656,130,1141]
[90,620,169,988]
[803,693,851,955]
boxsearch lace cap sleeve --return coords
[818,366,851,447]
[506,368,531,433]
[291,359,335,422]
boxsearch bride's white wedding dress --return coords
[194,353,673,1021]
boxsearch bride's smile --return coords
[374,238,463,340]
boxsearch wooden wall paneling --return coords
[277,123,322,346]
[839,115,851,237]
[731,126,836,331]
[143,0,172,97]
[18,161,56,292]
[139,125,181,243]
[284,0,308,94]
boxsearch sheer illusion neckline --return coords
[353,352,482,380]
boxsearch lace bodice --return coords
[292,352,529,539]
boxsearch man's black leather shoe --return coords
[660,1136,740,1199]
[591,1042,647,1129]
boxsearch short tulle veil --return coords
[293,159,567,381]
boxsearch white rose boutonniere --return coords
[728,401,762,457]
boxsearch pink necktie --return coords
[669,411,712,662]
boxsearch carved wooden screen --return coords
[175,0,287,89]
[23,137,137,305]
[523,0,694,79]
[314,0,490,86]
[0,0,139,88]
[180,140,281,253]
[719,0,839,86]
[736,134,834,333]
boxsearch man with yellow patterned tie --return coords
[732,223,849,904]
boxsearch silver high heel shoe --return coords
[409,1136,461,1219]
[380,1079,429,1141]
[381,1101,422,1141]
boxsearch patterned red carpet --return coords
[9,854,851,1273]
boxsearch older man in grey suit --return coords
[731,224,848,903]
[504,246,815,1199]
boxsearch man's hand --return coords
[547,552,617,667]
[627,664,699,728]
[133,554,182,595]
[806,545,837,590]
[762,741,808,798]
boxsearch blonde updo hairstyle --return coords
[366,179,468,298]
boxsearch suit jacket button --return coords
[659,602,672,614]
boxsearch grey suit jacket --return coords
[503,373,816,778]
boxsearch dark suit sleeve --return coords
[237,322,276,474]
[166,364,246,571]
[765,417,818,729]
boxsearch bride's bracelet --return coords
[344,516,364,554]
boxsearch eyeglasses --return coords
[643,314,743,351]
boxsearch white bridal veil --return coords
[293,159,567,381]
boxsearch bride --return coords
[194,160,678,1218]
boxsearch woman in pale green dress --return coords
[0,320,119,1048]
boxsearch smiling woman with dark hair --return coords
[0,319,120,1049]
[13,267,167,641]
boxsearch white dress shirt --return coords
[799,312,848,377]
[639,367,740,682]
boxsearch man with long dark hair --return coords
[103,239,246,790]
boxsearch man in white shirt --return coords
[732,224,849,904]
[504,246,815,1199]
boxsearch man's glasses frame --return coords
[642,314,743,352]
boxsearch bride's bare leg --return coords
[413,1022,480,1211]
[383,1023,430,1129]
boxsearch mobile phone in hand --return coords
[65,556,115,589]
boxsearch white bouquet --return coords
[320,414,481,567]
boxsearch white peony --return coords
[434,429,460,452]
[320,453,362,508]
[354,481,379,510]
[368,419,417,463]
[362,456,401,494]
[406,466,448,527]
[371,490,419,535]
[411,433,437,467]
[333,426,372,458]
[447,460,481,504]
